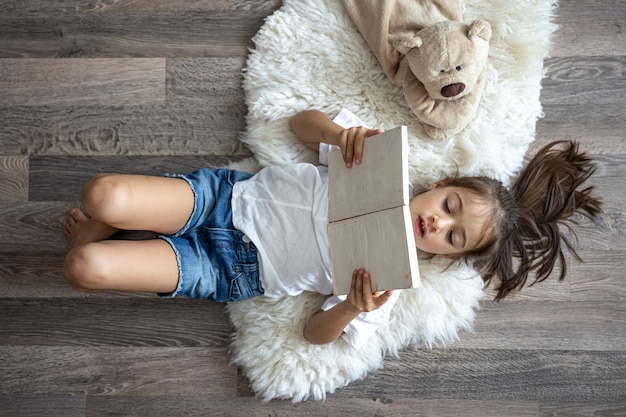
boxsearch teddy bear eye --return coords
[440,69,445,73]
[455,66,462,71]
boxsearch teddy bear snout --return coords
[441,83,465,98]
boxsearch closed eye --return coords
[444,198,451,214]
[447,230,454,245]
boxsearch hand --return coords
[344,269,393,313]
[335,126,381,168]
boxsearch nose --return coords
[431,214,453,232]
[441,83,465,97]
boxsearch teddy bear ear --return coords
[468,19,492,42]
[392,36,423,54]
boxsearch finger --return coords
[344,133,355,168]
[374,290,394,307]
[354,269,364,295]
[353,136,365,165]
[354,129,380,165]
[360,270,373,294]
[368,128,382,137]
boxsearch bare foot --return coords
[65,208,119,247]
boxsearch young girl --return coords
[63,110,602,350]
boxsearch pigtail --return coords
[491,141,603,299]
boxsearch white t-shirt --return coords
[231,163,333,296]
[230,109,400,350]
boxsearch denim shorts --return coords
[158,168,265,302]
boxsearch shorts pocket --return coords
[228,263,264,301]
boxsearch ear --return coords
[467,19,492,42]
[393,35,423,54]
[428,178,451,190]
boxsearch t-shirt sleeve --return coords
[318,142,340,166]
[321,291,401,350]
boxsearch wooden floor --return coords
[0,1,624,416]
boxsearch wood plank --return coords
[29,155,251,201]
[0,11,271,58]
[86,396,540,417]
[0,104,251,156]
[0,252,75,298]
[0,58,166,106]
[0,202,74,253]
[569,250,626,302]
[0,346,237,397]
[0,395,85,417]
[550,0,626,57]
[166,57,247,105]
[536,107,626,152]
[0,156,28,202]
[0,0,282,13]
[541,57,626,105]
[539,402,626,417]
[0,298,232,348]
[338,349,626,402]
[458,301,626,351]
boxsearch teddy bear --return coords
[342,0,492,140]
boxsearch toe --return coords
[70,207,89,223]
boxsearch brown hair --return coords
[446,140,603,300]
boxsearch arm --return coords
[303,269,393,345]
[289,110,381,168]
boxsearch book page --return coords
[328,126,409,222]
[327,126,419,295]
[329,206,419,295]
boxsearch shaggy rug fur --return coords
[226,0,558,402]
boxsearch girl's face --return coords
[409,184,492,256]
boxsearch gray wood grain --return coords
[0,58,166,106]
[0,105,251,156]
[0,298,232,347]
[339,349,626,402]
[550,0,626,57]
[0,0,282,13]
[0,346,237,397]
[0,396,85,417]
[86,397,542,417]
[0,156,28,202]
[0,11,275,58]
[0,0,624,414]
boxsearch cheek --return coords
[414,234,442,254]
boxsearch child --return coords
[63,110,602,349]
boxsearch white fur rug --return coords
[226,0,558,402]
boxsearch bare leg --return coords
[64,238,179,293]
[80,173,195,236]
[63,172,195,293]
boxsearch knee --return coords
[81,173,130,224]
[63,244,108,292]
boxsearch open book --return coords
[328,126,420,295]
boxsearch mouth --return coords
[414,216,426,237]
